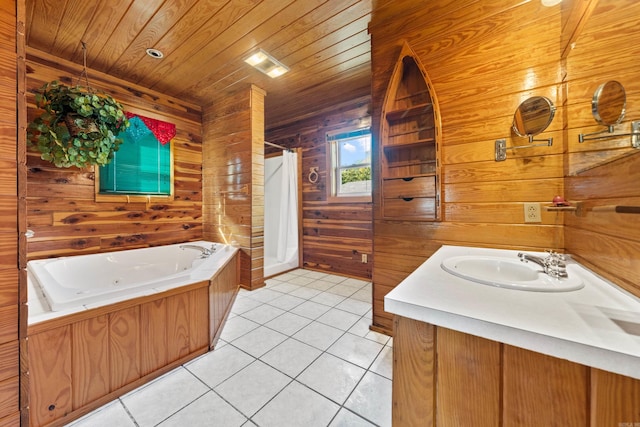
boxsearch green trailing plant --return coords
[27,81,129,168]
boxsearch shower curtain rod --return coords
[264,140,292,152]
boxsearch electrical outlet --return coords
[361,253,368,263]
[524,202,542,223]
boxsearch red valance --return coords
[125,112,176,145]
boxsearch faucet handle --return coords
[544,250,565,262]
[544,250,568,277]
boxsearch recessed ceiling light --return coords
[244,49,289,78]
[146,48,164,59]
[541,0,561,6]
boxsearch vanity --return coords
[386,245,640,426]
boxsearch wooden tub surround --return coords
[26,251,239,427]
[386,246,640,426]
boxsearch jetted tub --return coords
[27,242,240,426]
[28,240,235,312]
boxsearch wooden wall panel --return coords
[189,287,209,352]
[265,97,373,279]
[0,0,20,423]
[25,49,203,260]
[368,0,640,333]
[203,85,265,290]
[0,377,19,426]
[250,87,266,289]
[0,341,18,383]
[28,280,214,426]
[140,299,167,377]
[369,0,566,334]
[590,368,640,425]
[564,0,640,298]
[209,254,238,349]
[71,316,109,409]
[166,293,190,363]
[392,316,434,426]
[0,411,19,427]
[28,326,72,427]
[109,306,140,390]
[502,344,588,426]
[394,318,640,425]
[436,328,500,427]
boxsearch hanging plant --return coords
[27,80,129,168]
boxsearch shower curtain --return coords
[264,150,299,277]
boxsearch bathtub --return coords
[27,242,240,426]
[28,241,235,313]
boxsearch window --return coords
[327,127,372,203]
[97,114,174,201]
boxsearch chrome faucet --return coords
[180,244,213,258]
[518,250,568,278]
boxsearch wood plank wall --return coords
[0,1,22,424]
[564,0,640,297]
[265,97,373,279]
[369,1,566,333]
[203,84,265,290]
[24,49,203,260]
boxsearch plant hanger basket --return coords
[27,43,129,168]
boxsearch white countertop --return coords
[384,245,640,380]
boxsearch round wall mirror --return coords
[592,80,626,126]
[512,96,556,137]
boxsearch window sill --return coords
[95,193,174,203]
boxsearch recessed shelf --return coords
[382,172,436,180]
[380,42,440,222]
[393,89,431,103]
[383,138,436,149]
[385,103,433,121]
[386,126,436,139]
[385,159,436,168]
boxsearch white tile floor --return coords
[67,269,392,427]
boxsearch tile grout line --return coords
[214,271,388,425]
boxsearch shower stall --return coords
[264,148,301,277]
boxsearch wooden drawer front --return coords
[384,197,436,218]
[383,176,435,198]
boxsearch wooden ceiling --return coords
[25,0,373,127]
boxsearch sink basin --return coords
[440,255,584,292]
